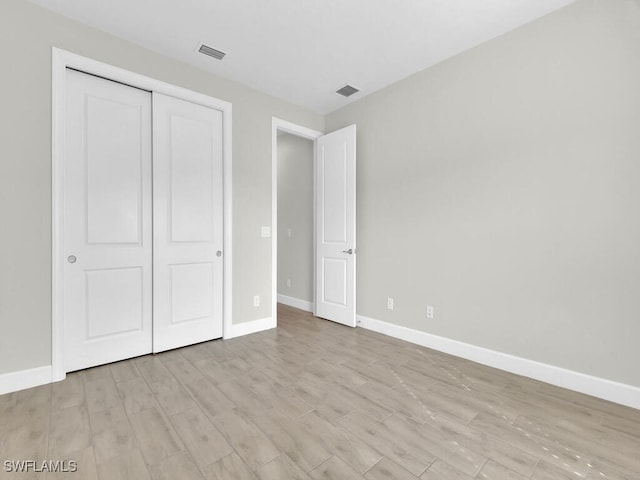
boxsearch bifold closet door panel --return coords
[64,69,153,371]
[152,93,224,352]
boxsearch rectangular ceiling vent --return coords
[198,43,226,60]
[336,84,360,97]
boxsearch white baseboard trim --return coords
[357,314,640,410]
[277,294,314,312]
[227,317,276,339]
[0,365,53,395]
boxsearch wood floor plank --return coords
[180,342,215,364]
[256,454,312,480]
[96,448,151,480]
[425,414,538,478]
[296,411,383,475]
[477,459,528,480]
[115,377,158,415]
[217,380,268,414]
[162,355,206,385]
[290,379,356,422]
[88,403,127,435]
[91,407,137,465]
[148,451,204,480]
[338,410,434,477]
[244,407,332,473]
[149,377,197,416]
[11,384,51,424]
[83,364,113,383]
[170,407,234,469]
[84,377,122,414]
[419,459,473,480]
[185,378,236,420]
[364,457,419,480]
[212,409,281,471]
[48,403,92,458]
[309,455,365,480]
[135,356,174,384]
[194,357,242,385]
[110,359,142,383]
[129,406,184,465]
[248,380,313,419]
[382,413,486,477]
[469,412,594,478]
[51,371,85,411]
[0,415,49,467]
[202,453,256,480]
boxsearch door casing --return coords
[52,48,233,382]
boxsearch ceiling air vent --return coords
[198,43,226,60]
[336,84,360,97]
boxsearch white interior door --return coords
[64,69,153,371]
[315,125,356,327]
[152,93,224,352]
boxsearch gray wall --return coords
[0,0,323,375]
[277,134,314,303]
[326,0,640,387]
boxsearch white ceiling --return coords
[31,0,576,114]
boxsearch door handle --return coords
[67,255,77,264]
[342,248,353,255]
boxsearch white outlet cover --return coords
[253,295,260,307]
[261,226,271,238]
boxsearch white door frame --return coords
[52,48,233,382]
[271,118,323,323]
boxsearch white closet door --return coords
[152,93,224,352]
[64,69,153,371]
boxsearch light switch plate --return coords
[261,226,271,238]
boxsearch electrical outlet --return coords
[287,228,292,237]
[387,297,394,310]
[261,226,271,238]
[426,305,434,319]
[253,295,260,307]
[286,279,291,288]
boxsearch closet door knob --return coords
[67,255,77,264]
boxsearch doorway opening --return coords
[271,119,357,328]
[276,132,315,311]
[271,119,322,321]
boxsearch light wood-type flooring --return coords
[1,304,639,479]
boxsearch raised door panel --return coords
[86,96,144,245]
[169,115,215,243]
[321,141,348,244]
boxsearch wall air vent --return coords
[336,84,360,97]
[198,43,226,60]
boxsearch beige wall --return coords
[326,0,640,387]
[0,0,323,374]
[277,134,314,303]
